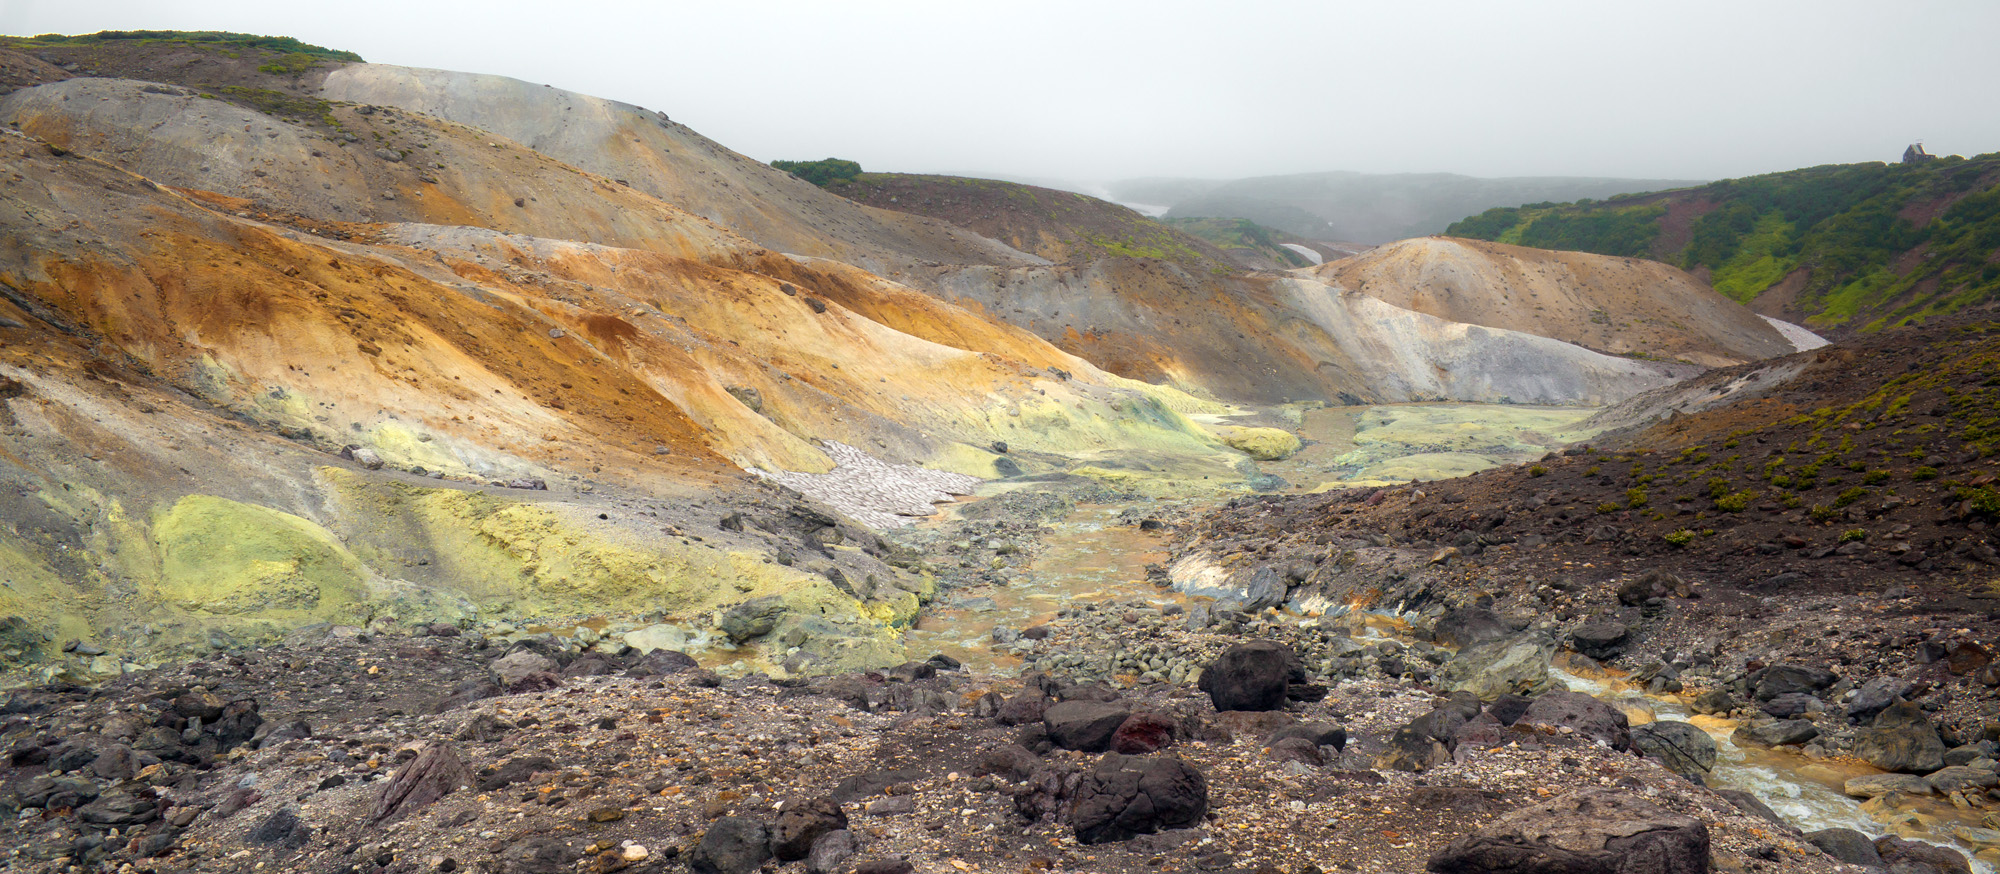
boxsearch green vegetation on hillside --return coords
[771,158,863,187]
[1163,217,1314,267]
[1446,154,2000,331]
[825,172,1239,272]
[7,30,362,61]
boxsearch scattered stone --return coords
[1425,788,1709,874]
[1803,827,1881,867]
[1515,690,1630,751]
[370,742,472,823]
[1044,701,1132,752]
[772,797,849,861]
[1070,754,1208,844]
[1198,640,1297,711]
[1568,620,1630,660]
[689,816,772,874]
[1855,702,1947,773]
[1629,720,1716,781]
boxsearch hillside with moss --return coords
[1159,217,1328,268]
[1446,153,2000,333]
[825,173,1246,272]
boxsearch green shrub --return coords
[1626,488,1649,509]
[1715,491,1755,512]
[1809,504,1839,521]
[1912,466,1940,480]
[1833,486,1869,507]
[1781,495,1804,509]
[1664,529,1697,547]
[770,158,862,187]
[1706,477,1732,500]
[1528,465,1549,477]
[1863,470,1891,485]
[1585,466,1601,476]
[1839,528,1868,543]
[1596,502,1621,515]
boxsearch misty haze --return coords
[0,5,1998,874]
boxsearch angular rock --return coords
[1874,835,1972,874]
[1732,719,1820,747]
[1855,702,1947,774]
[1846,675,1913,721]
[1433,607,1512,650]
[1266,736,1322,766]
[1843,773,1932,798]
[1516,691,1630,751]
[1616,570,1692,605]
[370,742,472,823]
[489,650,555,686]
[1803,827,1881,867]
[1044,701,1132,752]
[719,596,786,643]
[76,790,159,827]
[1425,787,1708,874]
[1629,721,1716,781]
[1749,664,1836,701]
[1437,633,1556,701]
[977,744,1043,782]
[1568,620,1630,660]
[806,830,857,874]
[1927,765,2000,794]
[772,797,848,861]
[690,816,772,874]
[997,692,1051,726]
[248,806,310,850]
[1197,640,1296,712]
[1070,754,1208,844]
[1267,722,1347,752]
[1109,713,1177,755]
[1713,789,1787,828]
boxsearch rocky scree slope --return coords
[0,616,1866,874]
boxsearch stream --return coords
[905,493,1995,871]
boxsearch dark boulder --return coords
[1109,713,1177,754]
[76,789,159,827]
[1845,676,1913,722]
[1266,722,1347,752]
[1069,754,1208,844]
[771,796,848,862]
[1803,828,1881,867]
[976,744,1043,782]
[1568,620,1630,660]
[1616,570,1692,606]
[370,742,472,823]
[1759,692,1823,719]
[1749,664,1836,701]
[1044,701,1131,752]
[1433,607,1512,649]
[1515,691,1630,751]
[247,806,310,850]
[1266,737,1322,766]
[719,596,786,643]
[1874,835,1972,873]
[806,830,857,874]
[1855,702,1947,774]
[996,693,1051,726]
[1732,719,1820,748]
[1629,721,1716,781]
[1197,640,1298,712]
[1713,789,1788,829]
[1425,788,1709,874]
[690,816,773,874]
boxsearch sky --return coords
[5,1,1999,185]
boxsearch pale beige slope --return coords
[0,77,745,260]
[1319,237,1792,368]
[319,64,1044,274]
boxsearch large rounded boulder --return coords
[1197,640,1298,712]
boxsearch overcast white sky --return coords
[6,1,1998,183]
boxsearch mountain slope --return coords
[1111,171,1703,244]
[1319,237,1795,368]
[318,65,1041,277]
[822,173,1258,271]
[1445,154,2000,332]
